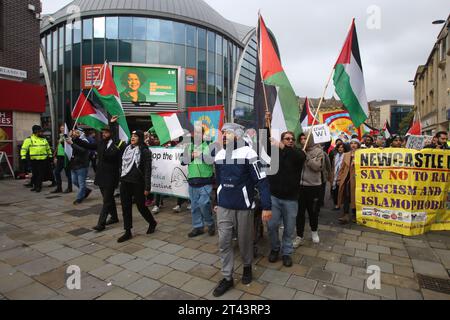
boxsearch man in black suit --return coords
[73,117,125,231]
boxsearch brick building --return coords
[0,0,46,170]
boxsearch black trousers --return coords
[319,182,327,207]
[120,181,156,231]
[297,186,321,238]
[30,160,47,189]
[54,156,72,190]
[98,186,119,227]
[332,185,340,207]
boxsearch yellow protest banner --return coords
[355,148,450,236]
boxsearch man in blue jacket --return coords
[213,123,272,297]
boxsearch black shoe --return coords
[118,231,132,243]
[63,188,72,194]
[282,255,293,268]
[208,225,216,236]
[24,183,33,188]
[268,250,279,263]
[73,199,83,205]
[147,222,158,234]
[84,189,92,200]
[106,218,119,226]
[35,188,41,193]
[188,228,205,238]
[213,279,234,297]
[30,188,37,192]
[93,225,106,232]
[242,266,253,285]
[50,182,57,187]
[51,188,62,194]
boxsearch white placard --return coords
[0,66,27,79]
[150,148,189,199]
[312,124,331,144]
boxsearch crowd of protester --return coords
[19,118,449,297]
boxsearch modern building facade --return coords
[40,0,261,136]
[414,15,450,136]
[0,0,46,170]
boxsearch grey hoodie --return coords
[300,137,324,187]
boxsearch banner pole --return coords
[72,62,107,131]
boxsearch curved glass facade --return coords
[40,16,243,127]
[233,35,258,128]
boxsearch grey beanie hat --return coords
[222,123,245,138]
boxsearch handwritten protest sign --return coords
[312,124,331,144]
[355,148,450,236]
[150,148,189,199]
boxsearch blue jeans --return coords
[189,185,214,229]
[268,196,298,256]
[72,168,88,201]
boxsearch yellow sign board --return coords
[355,149,450,236]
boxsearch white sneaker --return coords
[293,236,304,249]
[187,204,191,210]
[151,206,160,214]
[173,205,181,213]
[312,232,320,244]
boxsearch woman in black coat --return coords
[117,128,157,243]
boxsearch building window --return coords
[133,17,147,40]
[147,18,160,41]
[173,22,185,45]
[94,17,105,38]
[119,17,133,40]
[198,28,206,50]
[160,20,174,43]
[106,17,119,39]
[186,25,197,47]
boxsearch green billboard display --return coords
[113,65,178,104]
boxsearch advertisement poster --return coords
[0,112,13,162]
[150,148,189,199]
[113,65,178,104]
[185,68,197,92]
[320,110,359,143]
[82,64,103,89]
[355,148,450,236]
[188,106,225,142]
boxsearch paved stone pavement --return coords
[0,179,449,300]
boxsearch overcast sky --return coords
[42,0,450,104]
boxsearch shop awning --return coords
[0,79,45,113]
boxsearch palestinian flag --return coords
[93,62,131,143]
[72,91,108,131]
[333,19,369,128]
[258,14,301,140]
[300,97,318,129]
[406,114,422,136]
[382,120,392,139]
[64,98,73,164]
[150,113,192,146]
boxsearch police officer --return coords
[20,125,52,193]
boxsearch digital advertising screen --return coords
[112,65,178,105]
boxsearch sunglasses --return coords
[283,137,295,141]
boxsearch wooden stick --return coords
[72,62,106,131]
[303,68,334,151]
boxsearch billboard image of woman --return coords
[119,69,147,103]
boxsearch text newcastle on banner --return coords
[150,148,189,199]
[355,148,450,236]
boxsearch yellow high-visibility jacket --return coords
[20,134,52,161]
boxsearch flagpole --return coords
[72,62,107,131]
[303,68,334,151]
[257,11,272,131]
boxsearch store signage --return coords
[0,66,27,79]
